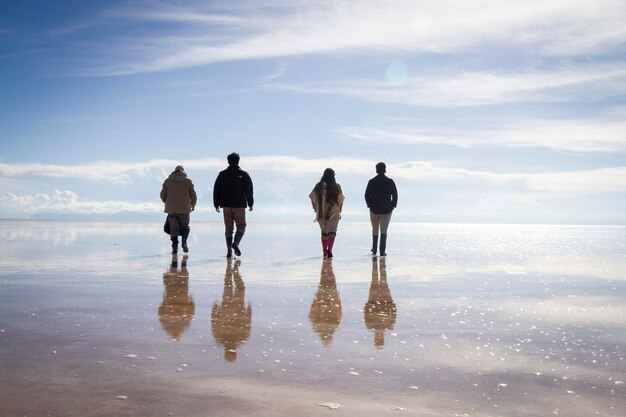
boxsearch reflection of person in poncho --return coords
[309,168,345,258]
[364,257,396,349]
[158,254,195,341]
[309,259,342,346]
[211,259,252,362]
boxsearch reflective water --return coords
[0,220,624,416]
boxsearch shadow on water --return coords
[211,259,252,362]
[158,254,195,341]
[364,256,397,349]
[309,259,342,346]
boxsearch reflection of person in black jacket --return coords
[213,153,254,258]
[364,162,397,256]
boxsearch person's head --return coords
[321,168,335,184]
[227,152,240,166]
[175,165,186,174]
[375,162,386,175]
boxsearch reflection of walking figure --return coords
[309,259,342,345]
[213,153,254,258]
[365,162,397,256]
[364,257,396,349]
[161,165,197,254]
[309,168,345,258]
[211,259,252,362]
[158,254,195,341]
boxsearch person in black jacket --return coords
[213,153,254,258]
[364,162,397,256]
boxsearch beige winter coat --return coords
[161,171,197,214]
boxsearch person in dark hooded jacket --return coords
[161,165,197,254]
[213,153,254,258]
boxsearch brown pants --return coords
[222,207,246,235]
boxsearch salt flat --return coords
[0,220,624,416]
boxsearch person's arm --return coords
[391,179,398,209]
[189,181,197,211]
[337,184,345,212]
[364,180,372,208]
[160,183,167,204]
[244,173,254,210]
[213,174,221,212]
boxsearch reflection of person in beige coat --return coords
[309,168,344,258]
[309,259,342,346]
[211,260,252,362]
[158,254,195,341]
[364,257,396,349]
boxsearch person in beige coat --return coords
[161,165,197,254]
[309,168,344,258]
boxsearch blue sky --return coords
[1,0,625,224]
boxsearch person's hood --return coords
[168,170,188,181]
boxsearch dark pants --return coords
[168,213,190,240]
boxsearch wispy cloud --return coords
[1,157,624,195]
[79,0,626,75]
[273,63,626,107]
[338,115,626,152]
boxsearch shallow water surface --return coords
[0,220,624,416]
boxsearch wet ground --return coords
[0,220,624,416]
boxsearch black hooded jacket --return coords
[213,165,254,209]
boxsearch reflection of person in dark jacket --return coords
[213,153,254,258]
[309,259,342,345]
[364,257,396,349]
[211,260,252,362]
[158,254,195,341]
[364,162,397,256]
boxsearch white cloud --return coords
[1,157,624,199]
[339,114,626,152]
[0,189,162,215]
[274,63,626,107]
[88,0,626,75]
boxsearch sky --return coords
[1,0,625,224]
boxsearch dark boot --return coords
[371,235,378,255]
[225,232,233,258]
[232,231,244,256]
[181,228,190,253]
[171,237,178,254]
[379,234,387,256]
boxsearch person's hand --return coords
[249,206,253,212]
[215,207,220,213]
[191,206,195,212]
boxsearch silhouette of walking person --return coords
[158,254,195,341]
[364,257,396,349]
[211,259,252,362]
[365,162,397,256]
[309,168,344,258]
[213,153,254,258]
[309,259,342,345]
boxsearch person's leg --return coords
[319,220,329,256]
[179,214,190,253]
[379,213,392,256]
[232,208,247,256]
[370,211,380,255]
[326,217,340,258]
[223,208,235,257]
[168,214,181,254]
